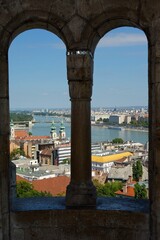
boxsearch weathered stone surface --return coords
[0,0,160,239]
[20,0,53,12]
[68,81,92,99]
[77,0,103,21]
[67,53,93,82]
[67,16,87,43]
[49,0,76,22]
[12,229,24,240]
[66,181,96,208]
[0,58,9,97]
[10,200,149,240]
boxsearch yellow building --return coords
[92,152,133,174]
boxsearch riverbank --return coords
[32,116,148,144]
[91,123,148,133]
[124,127,148,133]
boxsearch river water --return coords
[31,116,148,144]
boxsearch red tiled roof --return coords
[15,130,29,139]
[33,176,70,196]
[16,175,29,183]
[115,186,135,197]
[16,175,70,196]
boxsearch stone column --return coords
[0,52,10,239]
[149,31,160,239]
[66,51,96,208]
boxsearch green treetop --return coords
[134,183,148,199]
[132,159,143,181]
[112,138,124,144]
[17,181,52,198]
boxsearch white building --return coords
[93,114,110,122]
[109,114,131,124]
[57,145,71,164]
[56,143,102,164]
[92,152,133,174]
[109,115,125,124]
[125,115,131,124]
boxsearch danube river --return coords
[31,116,148,144]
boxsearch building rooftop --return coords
[115,186,135,198]
[15,130,29,139]
[16,175,70,196]
[92,152,133,163]
[108,165,132,181]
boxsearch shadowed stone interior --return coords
[0,0,159,239]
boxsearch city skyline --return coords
[9,27,148,109]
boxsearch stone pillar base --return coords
[66,181,96,208]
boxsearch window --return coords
[92,27,148,197]
[9,29,70,201]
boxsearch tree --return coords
[93,179,122,197]
[112,138,124,144]
[10,148,25,160]
[10,112,33,121]
[96,118,103,122]
[62,158,70,164]
[103,118,109,123]
[16,180,52,198]
[132,160,143,181]
[134,183,147,199]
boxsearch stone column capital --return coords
[67,50,93,100]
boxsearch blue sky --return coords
[9,27,148,109]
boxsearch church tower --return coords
[59,120,66,140]
[10,119,15,140]
[50,120,57,140]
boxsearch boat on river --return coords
[108,126,125,130]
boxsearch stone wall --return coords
[11,208,149,240]
[10,197,149,240]
[0,0,160,239]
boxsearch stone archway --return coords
[0,1,160,239]
[0,8,73,239]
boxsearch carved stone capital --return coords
[67,50,93,81]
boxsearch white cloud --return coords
[98,33,147,47]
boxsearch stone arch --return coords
[1,1,160,239]
[0,10,74,239]
[81,17,149,54]
[0,10,75,54]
